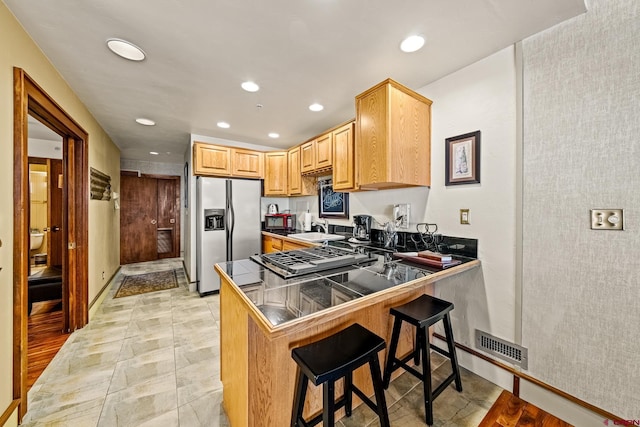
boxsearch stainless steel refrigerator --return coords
[196,177,262,295]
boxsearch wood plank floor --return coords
[27,300,70,389]
[479,389,573,426]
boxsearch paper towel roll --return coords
[303,212,312,231]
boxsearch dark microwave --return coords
[265,213,296,230]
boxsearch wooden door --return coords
[157,177,180,259]
[120,174,159,264]
[47,159,64,267]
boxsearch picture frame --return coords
[318,178,349,218]
[445,130,481,186]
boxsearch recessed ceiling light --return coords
[217,122,230,129]
[135,118,155,126]
[268,133,280,139]
[400,35,425,53]
[241,81,260,92]
[309,103,324,112]
[150,151,159,155]
[106,38,146,61]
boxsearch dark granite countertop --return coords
[216,252,475,327]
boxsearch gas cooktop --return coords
[251,246,374,278]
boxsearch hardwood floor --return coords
[479,390,573,426]
[27,300,70,389]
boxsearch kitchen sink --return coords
[287,232,346,242]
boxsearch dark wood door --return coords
[120,174,159,264]
[47,159,64,267]
[120,173,180,264]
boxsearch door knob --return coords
[151,219,157,225]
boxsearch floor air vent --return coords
[475,329,528,370]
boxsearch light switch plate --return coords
[460,209,470,225]
[590,209,623,230]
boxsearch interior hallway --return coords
[22,258,503,426]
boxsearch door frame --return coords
[13,68,89,419]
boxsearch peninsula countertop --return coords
[214,252,479,426]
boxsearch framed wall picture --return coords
[318,178,349,218]
[445,130,481,186]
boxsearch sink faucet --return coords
[313,218,329,234]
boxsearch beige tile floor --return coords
[23,259,502,426]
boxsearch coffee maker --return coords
[352,215,372,242]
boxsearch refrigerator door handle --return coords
[226,180,234,260]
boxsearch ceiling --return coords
[6,0,586,164]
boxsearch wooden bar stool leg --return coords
[419,326,434,425]
[443,314,463,392]
[369,354,391,427]
[323,380,336,426]
[291,368,308,427]
[344,371,353,416]
[383,317,402,388]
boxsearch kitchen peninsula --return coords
[214,250,480,426]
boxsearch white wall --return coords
[521,0,639,419]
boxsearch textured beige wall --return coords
[522,0,639,418]
[0,2,120,423]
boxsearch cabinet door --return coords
[283,240,312,251]
[264,152,288,196]
[300,141,315,173]
[232,148,263,178]
[288,147,302,195]
[315,132,333,169]
[270,237,284,252]
[194,142,231,176]
[332,122,356,191]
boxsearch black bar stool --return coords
[290,323,390,427]
[382,294,463,425]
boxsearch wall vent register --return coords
[475,329,528,370]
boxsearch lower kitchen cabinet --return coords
[262,233,314,254]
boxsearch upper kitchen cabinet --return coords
[231,147,263,178]
[332,121,356,191]
[355,78,432,189]
[288,146,315,196]
[193,142,263,179]
[193,142,231,176]
[264,151,288,196]
[301,132,333,175]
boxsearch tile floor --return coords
[23,259,502,426]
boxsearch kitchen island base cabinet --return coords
[219,274,433,427]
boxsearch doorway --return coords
[120,171,180,264]
[13,68,89,420]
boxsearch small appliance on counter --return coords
[351,214,373,242]
[267,203,279,214]
[265,213,296,231]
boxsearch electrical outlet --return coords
[460,209,470,225]
[590,209,623,230]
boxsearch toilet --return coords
[30,232,44,251]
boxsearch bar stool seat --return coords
[291,323,390,427]
[382,294,463,425]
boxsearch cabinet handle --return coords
[169,218,175,224]
[151,219,157,225]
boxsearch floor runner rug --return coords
[115,269,178,298]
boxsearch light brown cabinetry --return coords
[193,142,263,178]
[231,147,263,178]
[332,121,356,191]
[300,141,315,174]
[193,142,231,176]
[262,233,314,254]
[355,78,432,189]
[264,151,288,196]
[288,147,316,196]
[300,132,333,175]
